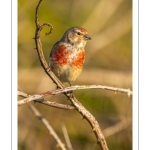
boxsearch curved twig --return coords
[34,0,65,88]
[34,0,109,149]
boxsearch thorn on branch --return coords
[36,35,40,39]
[82,116,86,120]
[93,141,99,146]
[92,127,96,132]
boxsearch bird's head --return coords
[62,27,91,48]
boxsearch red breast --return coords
[50,43,85,69]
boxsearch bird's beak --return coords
[84,34,91,40]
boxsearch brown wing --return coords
[49,41,60,57]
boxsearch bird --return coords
[49,26,91,86]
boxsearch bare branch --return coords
[41,85,132,96]
[34,99,76,110]
[18,90,75,110]
[28,103,67,150]
[62,123,74,150]
[18,85,132,105]
[18,91,29,97]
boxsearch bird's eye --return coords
[77,32,81,35]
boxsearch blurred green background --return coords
[18,0,132,150]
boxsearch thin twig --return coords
[28,103,67,150]
[34,99,75,110]
[62,123,74,150]
[18,91,75,110]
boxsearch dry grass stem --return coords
[28,103,67,150]
[62,123,74,150]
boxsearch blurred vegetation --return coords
[18,0,132,150]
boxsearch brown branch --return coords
[34,99,76,110]
[69,98,108,150]
[41,85,132,96]
[18,84,132,105]
[33,0,109,149]
[18,91,75,110]
[28,103,67,150]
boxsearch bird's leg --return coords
[67,82,74,98]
